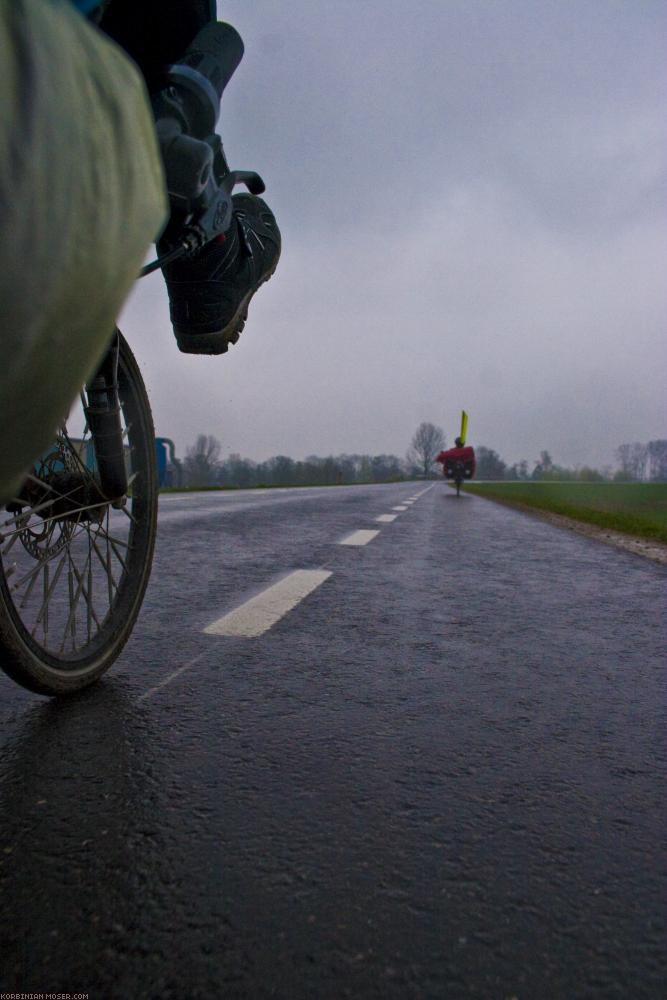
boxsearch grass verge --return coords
[159,478,411,494]
[462,482,667,544]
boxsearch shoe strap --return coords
[236,211,262,258]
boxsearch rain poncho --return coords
[0,0,167,501]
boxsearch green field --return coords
[463,482,667,543]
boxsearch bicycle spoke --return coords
[19,561,41,609]
[87,530,93,643]
[1,475,85,533]
[90,531,118,604]
[11,556,51,595]
[60,543,89,653]
[1,492,108,539]
[106,534,129,572]
[68,541,101,634]
[26,472,70,496]
[31,555,66,639]
[121,505,138,525]
[66,552,77,652]
[43,564,49,637]
[1,507,30,533]
[102,532,129,549]
[2,529,22,557]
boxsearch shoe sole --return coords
[174,261,279,357]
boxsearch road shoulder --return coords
[469,493,667,566]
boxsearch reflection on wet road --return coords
[1,482,665,998]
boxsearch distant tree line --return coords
[181,435,407,488]
[178,432,667,489]
[471,441,667,482]
[470,447,609,482]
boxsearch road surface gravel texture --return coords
[0,482,664,999]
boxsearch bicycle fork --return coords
[84,332,128,502]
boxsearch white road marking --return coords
[339,529,380,546]
[159,493,208,502]
[204,569,332,638]
[392,505,408,512]
[375,514,397,523]
[137,652,206,702]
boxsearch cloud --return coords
[118,0,666,469]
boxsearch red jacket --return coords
[435,446,476,478]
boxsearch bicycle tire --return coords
[0,330,157,695]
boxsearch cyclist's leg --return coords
[98,0,282,356]
[0,0,167,503]
[98,0,216,93]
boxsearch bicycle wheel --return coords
[0,331,157,695]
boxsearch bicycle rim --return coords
[0,331,157,695]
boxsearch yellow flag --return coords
[460,410,468,444]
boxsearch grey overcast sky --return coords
[119,0,666,469]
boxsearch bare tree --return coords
[184,434,221,487]
[532,449,554,479]
[407,422,445,477]
[647,440,667,482]
[616,442,649,481]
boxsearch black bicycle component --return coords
[152,20,244,216]
[16,471,105,523]
[142,20,266,276]
[140,243,188,277]
[84,333,127,501]
[155,22,245,140]
[140,159,266,276]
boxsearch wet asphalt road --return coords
[0,482,665,999]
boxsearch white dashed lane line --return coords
[199,495,417,644]
[204,569,332,638]
[142,487,433,694]
[339,529,380,546]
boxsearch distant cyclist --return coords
[435,438,477,484]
